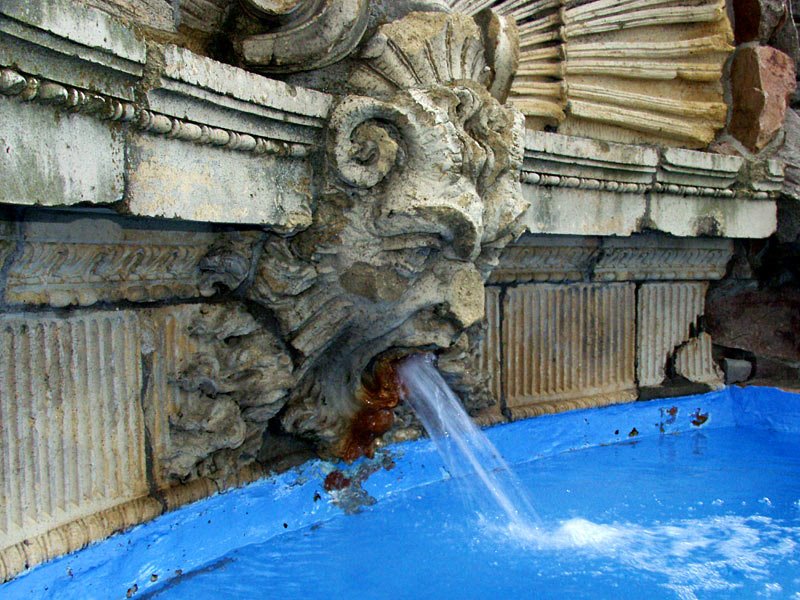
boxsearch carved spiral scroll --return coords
[327,96,404,189]
[238,0,370,73]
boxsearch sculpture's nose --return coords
[433,261,485,329]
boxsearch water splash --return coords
[397,353,542,534]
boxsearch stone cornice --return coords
[521,131,781,238]
[0,67,314,158]
[523,130,781,200]
[489,233,734,284]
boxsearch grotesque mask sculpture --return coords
[204,9,528,460]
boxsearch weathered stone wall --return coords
[703,0,800,389]
[0,208,313,581]
[472,234,731,424]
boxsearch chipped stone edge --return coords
[0,67,312,158]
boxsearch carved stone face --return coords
[249,81,528,457]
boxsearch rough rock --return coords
[776,197,800,242]
[734,0,791,43]
[673,332,725,389]
[777,108,800,200]
[706,287,800,363]
[731,0,799,69]
[771,1,800,67]
[722,358,754,384]
[729,46,797,152]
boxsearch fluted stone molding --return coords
[448,0,734,148]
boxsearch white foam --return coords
[486,514,800,598]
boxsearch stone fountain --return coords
[0,0,794,581]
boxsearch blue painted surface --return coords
[3,386,799,599]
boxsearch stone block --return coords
[523,130,659,184]
[729,46,796,152]
[674,332,724,388]
[0,97,124,207]
[0,311,149,552]
[648,194,777,238]
[637,282,708,387]
[522,186,647,236]
[658,148,743,190]
[501,283,637,418]
[125,133,313,231]
[722,357,754,384]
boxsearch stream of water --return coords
[397,353,542,536]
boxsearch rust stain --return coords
[691,409,709,427]
[340,356,405,462]
[323,471,351,492]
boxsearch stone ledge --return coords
[521,131,781,238]
[0,0,782,239]
[507,390,638,421]
[0,65,318,227]
[150,45,331,144]
[0,0,329,226]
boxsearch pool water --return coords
[4,387,800,599]
[146,427,800,599]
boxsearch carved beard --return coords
[246,82,527,458]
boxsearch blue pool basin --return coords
[4,386,800,599]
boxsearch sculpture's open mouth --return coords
[339,347,434,462]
